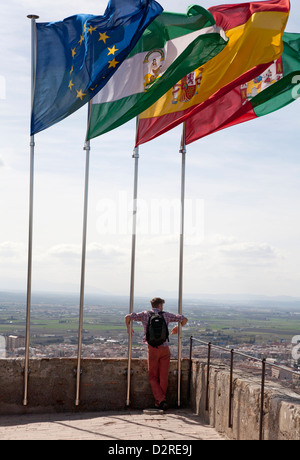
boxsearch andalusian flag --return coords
[86,5,228,140]
[31,0,163,135]
[136,0,290,146]
[185,33,300,144]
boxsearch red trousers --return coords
[147,345,171,405]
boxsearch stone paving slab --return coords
[0,409,228,440]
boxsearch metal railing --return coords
[188,336,300,440]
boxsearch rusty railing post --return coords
[188,336,193,400]
[259,358,266,440]
[228,348,234,428]
[205,342,211,411]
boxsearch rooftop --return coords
[0,408,227,441]
[1,354,300,440]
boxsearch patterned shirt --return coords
[129,308,185,347]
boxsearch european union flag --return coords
[31,0,163,135]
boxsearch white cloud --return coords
[186,234,284,267]
[48,242,129,264]
[179,234,289,297]
[48,244,81,260]
[87,242,129,262]
[217,240,284,266]
[0,241,26,259]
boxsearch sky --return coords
[0,0,300,302]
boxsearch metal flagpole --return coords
[177,122,186,407]
[126,118,139,407]
[75,102,92,406]
[23,14,39,407]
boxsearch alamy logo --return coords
[291,75,300,100]
[96,192,204,237]
[0,335,5,358]
[291,335,300,360]
[0,75,6,99]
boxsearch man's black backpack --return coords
[146,311,169,348]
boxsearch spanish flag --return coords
[185,33,300,144]
[136,0,290,146]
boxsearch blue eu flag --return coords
[31,0,163,135]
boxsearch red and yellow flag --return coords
[185,32,300,144]
[136,0,290,146]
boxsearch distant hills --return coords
[0,290,300,310]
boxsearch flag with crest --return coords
[136,0,290,146]
[86,5,228,140]
[185,33,300,144]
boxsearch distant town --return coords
[1,290,300,393]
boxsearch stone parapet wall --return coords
[1,357,300,440]
[190,360,300,440]
[0,358,189,415]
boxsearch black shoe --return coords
[158,400,168,411]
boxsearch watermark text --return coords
[0,76,6,100]
[96,192,204,237]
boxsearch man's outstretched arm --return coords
[124,314,131,330]
[181,317,188,327]
[170,316,188,335]
[125,314,133,334]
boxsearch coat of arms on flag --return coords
[136,0,290,147]
[240,59,283,103]
[172,68,203,104]
[144,49,165,90]
[87,5,229,140]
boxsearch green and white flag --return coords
[86,5,228,140]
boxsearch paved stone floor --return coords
[0,409,228,440]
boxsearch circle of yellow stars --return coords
[68,22,120,101]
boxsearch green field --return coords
[1,299,300,347]
[184,307,300,345]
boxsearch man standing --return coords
[125,297,188,410]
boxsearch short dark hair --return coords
[150,297,165,309]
